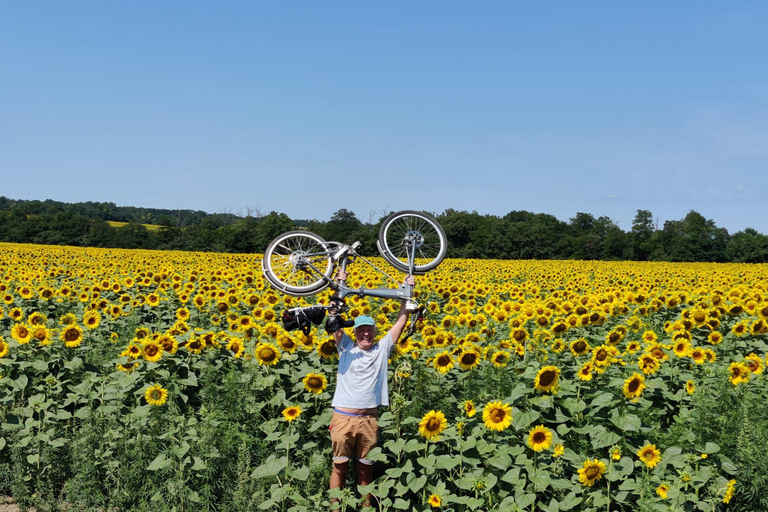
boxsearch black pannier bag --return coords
[281,306,327,335]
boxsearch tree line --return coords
[0,196,766,262]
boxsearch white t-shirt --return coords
[331,331,395,409]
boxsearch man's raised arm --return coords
[389,275,416,342]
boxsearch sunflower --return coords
[577,362,594,381]
[622,373,646,400]
[510,328,528,343]
[145,384,169,406]
[11,323,32,345]
[28,312,47,326]
[728,362,750,385]
[638,354,661,375]
[482,401,512,432]
[641,330,658,344]
[185,335,205,354]
[317,339,338,359]
[723,479,736,504]
[570,339,590,356]
[116,359,139,372]
[463,400,477,418]
[553,444,564,457]
[685,380,695,394]
[157,334,179,354]
[226,337,245,358]
[637,443,662,468]
[527,425,553,452]
[433,351,454,373]
[490,350,510,368]
[611,447,621,460]
[427,494,442,508]
[141,340,163,362]
[656,483,669,499]
[122,343,142,359]
[32,326,52,345]
[60,325,84,348]
[255,342,281,366]
[648,344,668,361]
[419,410,448,440]
[282,405,302,422]
[9,307,23,321]
[744,353,764,374]
[277,334,297,353]
[672,340,691,358]
[82,310,101,330]
[534,366,560,394]
[457,348,481,371]
[577,458,606,487]
[707,331,723,345]
[550,338,566,352]
[0,338,9,358]
[302,373,328,394]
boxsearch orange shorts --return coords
[329,411,378,465]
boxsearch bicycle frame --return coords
[305,238,418,301]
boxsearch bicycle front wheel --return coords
[262,231,334,296]
[377,210,447,274]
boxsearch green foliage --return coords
[3,197,767,262]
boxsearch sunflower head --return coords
[637,443,662,468]
[482,401,512,432]
[433,351,454,373]
[623,373,646,400]
[302,373,328,394]
[419,410,448,440]
[282,405,302,422]
[527,425,553,452]
[534,366,560,394]
[145,384,169,406]
[577,458,607,487]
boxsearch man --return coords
[325,270,416,507]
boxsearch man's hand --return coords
[336,270,347,282]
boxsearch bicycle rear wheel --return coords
[377,210,447,274]
[262,231,334,296]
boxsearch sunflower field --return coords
[1,242,767,512]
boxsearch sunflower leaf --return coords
[609,411,641,431]
[406,472,427,492]
[514,410,540,430]
[589,426,621,449]
[251,455,287,479]
[289,465,309,481]
[146,453,173,471]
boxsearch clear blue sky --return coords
[2,2,766,233]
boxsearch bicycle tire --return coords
[377,210,447,274]
[262,231,334,296]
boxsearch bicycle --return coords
[261,210,447,338]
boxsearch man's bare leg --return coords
[359,463,374,508]
[330,461,348,509]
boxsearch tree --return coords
[657,211,729,262]
[725,228,768,263]
[629,209,655,260]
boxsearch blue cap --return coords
[354,315,375,328]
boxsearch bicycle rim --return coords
[378,211,447,273]
[262,231,333,296]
